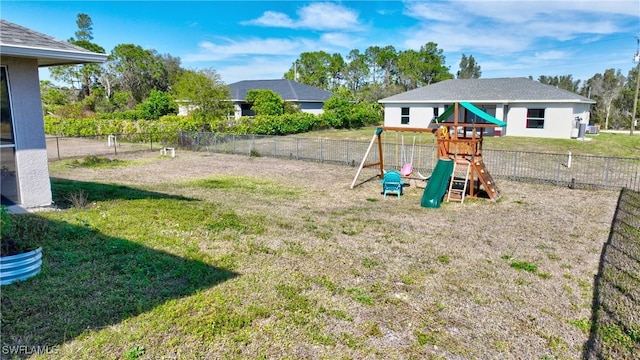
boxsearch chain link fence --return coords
[46,132,640,191]
[584,188,640,358]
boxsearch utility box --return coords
[578,123,587,138]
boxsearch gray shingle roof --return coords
[379,77,595,104]
[228,79,333,102]
[0,19,107,66]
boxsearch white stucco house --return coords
[379,77,596,139]
[227,79,333,118]
[0,19,107,209]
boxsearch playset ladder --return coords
[447,159,470,203]
[472,159,501,201]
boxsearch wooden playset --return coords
[351,102,506,203]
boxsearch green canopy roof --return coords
[433,102,506,127]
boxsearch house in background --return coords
[0,19,107,209]
[228,79,333,118]
[378,77,596,139]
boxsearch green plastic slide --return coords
[420,158,454,208]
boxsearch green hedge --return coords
[44,109,380,138]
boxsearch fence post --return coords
[346,141,350,165]
[513,152,519,177]
[604,157,610,188]
[274,137,277,157]
[114,135,117,156]
[56,137,60,160]
[296,138,299,160]
[320,139,324,163]
[556,154,561,186]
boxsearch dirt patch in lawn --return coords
[47,150,620,358]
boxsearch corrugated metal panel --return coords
[0,247,42,285]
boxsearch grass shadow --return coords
[584,188,640,359]
[51,178,194,208]
[0,214,238,358]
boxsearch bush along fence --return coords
[584,188,640,359]
[45,131,640,191]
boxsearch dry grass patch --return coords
[8,150,620,358]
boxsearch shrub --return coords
[246,89,284,116]
[0,205,11,240]
[0,207,46,255]
[136,90,178,120]
[321,95,382,129]
[323,96,352,128]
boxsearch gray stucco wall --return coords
[2,56,52,207]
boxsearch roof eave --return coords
[0,45,108,67]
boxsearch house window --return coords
[526,108,545,129]
[0,66,20,204]
[433,107,439,117]
[401,107,410,124]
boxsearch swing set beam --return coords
[350,127,436,189]
[382,126,438,133]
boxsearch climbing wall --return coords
[471,159,501,201]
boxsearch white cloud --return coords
[183,37,314,62]
[533,50,570,61]
[243,2,363,31]
[402,23,529,55]
[403,1,465,22]
[441,0,638,24]
[217,57,295,83]
[400,0,635,59]
[247,11,294,28]
[320,32,361,48]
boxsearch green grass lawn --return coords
[296,126,640,158]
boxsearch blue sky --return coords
[2,0,639,86]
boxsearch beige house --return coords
[0,20,107,209]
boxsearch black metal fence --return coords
[45,132,640,191]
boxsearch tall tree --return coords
[396,49,421,90]
[328,53,346,91]
[396,43,452,90]
[613,66,639,130]
[538,75,580,93]
[158,53,183,88]
[377,45,398,88]
[172,68,233,123]
[49,13,106,99]
[457,54,481,79]
[39,80,71,115]
[284,51,335,90]
[364,46,382,84]
[363,45,398,88]
[344,49,369,97]
[74,13,93,41]
[584,69,625,129]
[106,44,167,105]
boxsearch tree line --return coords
[42,14,638,132]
